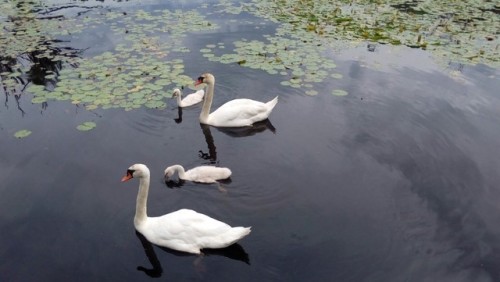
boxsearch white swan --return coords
[164,164,232,183]
[194,73,278,127]
[121,164,251,254]
[172,88,205,107]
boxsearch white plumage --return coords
[164,164,232,183]
[195,73,278,127]
[172,88,205,107]
[121,164,250,254]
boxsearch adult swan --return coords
[121,164,251,254]
[194,73,278,127]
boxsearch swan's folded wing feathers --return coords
[180,93,204,107]
[185,166,230,182]
[211,99,268,126]
[144,209,248,252]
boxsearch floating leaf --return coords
[305,90,318,96]
[155,79,170,86]
[77,122,97,131]
[14,130,32,139]
[31,97,47,103]
[332,89,348,96]
[242,0,499,68]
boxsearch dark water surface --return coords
[1,1,500,281]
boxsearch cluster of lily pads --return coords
[0,1,83,60]
[0,1,85,94]
[202,29,344,96]
[3,0,497,138]
[238,0,499,68]
[24,9,217,111]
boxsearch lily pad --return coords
[32,97,47,103]
[241,0,499,68]
[14,130,32,139]
[77,122,97,131]
[331,73,343,79]
[332,89,348,96]
[0,6,219,111]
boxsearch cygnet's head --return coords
[164,166,175,179]
[172,88,181,98]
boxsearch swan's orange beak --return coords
[194,77,203,86]
[121,173,133,182]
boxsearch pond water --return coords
[1,1,500,281]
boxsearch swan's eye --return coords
[127,169,135,177]
[197,76,204,83]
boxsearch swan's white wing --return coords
[180,90,205,107]
[209,99,269,127]
[185,166,232,183]
[193,89,205,97]
[142,209,235,253]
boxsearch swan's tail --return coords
[266,96,279,111]
[222,227,252,247]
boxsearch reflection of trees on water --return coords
[34,3,103,18]
[0,2,86,114]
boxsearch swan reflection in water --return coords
[135,231,250,278]
[165,120,276,189]
[174,107,183,124]
[198,119,276,163]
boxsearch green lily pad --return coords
[332,89,348,96]
[32,97,47,103]
[241,0,499,69]
[14,130,32,139]
[77,122,97,131]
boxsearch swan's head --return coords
[172,88,181,98]
[194,73,214,86]
[164,166,174,179]
[121,164,150,182]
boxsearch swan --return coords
[172,88,205,107]
[194,73,278,127]
[164,164,231,183]
[121,164,251,254]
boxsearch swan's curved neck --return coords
[171,165,187,179]
[200,81,214,124]
[135,176,150,226]
[175,92,182,106]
